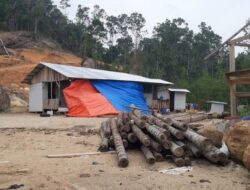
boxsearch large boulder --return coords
[0,85,10,112]
[10,94,28,113]
[198,126,224,147]
[225,121,250,162]
[243,145,250,171]
[197,120,231,147]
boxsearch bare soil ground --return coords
[0,113,249,190]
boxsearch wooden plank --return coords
[47,151,116,158]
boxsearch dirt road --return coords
[0,114,249,190]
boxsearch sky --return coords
[53,0,250,42]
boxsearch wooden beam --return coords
[235,92,250,97]
[230,33,250,44]
[235,43,250,48]
[204,21,250,60]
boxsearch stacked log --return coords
[98,110,229,168]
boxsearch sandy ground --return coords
[0,113,249,190]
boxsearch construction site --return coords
[0,1,250,190]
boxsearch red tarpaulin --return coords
[63,80,118,117]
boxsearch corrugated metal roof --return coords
[168,88,190,93]
[22,62,173,85]
[206,101,227,105]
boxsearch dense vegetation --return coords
[0,0,249,111]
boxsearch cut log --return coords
[172,156,185,167]
[109,136,114,148]
[203,149,219,163]
[150,138,162,152]
[122,112,130,123]
[166,124,184,140]
[120,132,128,139]
[145,123,166,142]
[161,140,172,150]
[129,113,145,129]
[186,141,202,158]
[153,125,171,138]
[123,123,131,133]
[47,151,116,158]
[170,119,187,131]
[110,118,129,167]
[152,150,164,162]
[127,133,138,143]
[183,129,213,151]
[141,146,155,164]
[99,123,109,152]
[184,156,191,166]
[117,118,124,131]
[99,137,109,152]
[131,125,150,146]
[170,141,184,157]
[122,139,129,149]
[100,120,111,138]
[174,140,186,149]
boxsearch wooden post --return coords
[229,44,235,72]
[229,43,237,117]
[230,83,237,117]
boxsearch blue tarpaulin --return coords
[92,80,149,114]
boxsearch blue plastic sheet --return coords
[92,80,149,114]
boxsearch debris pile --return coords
[99,109,229,168]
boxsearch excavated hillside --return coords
[0,31,83,112]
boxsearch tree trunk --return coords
[183,129,213,151]
[145,123,166,142]
[141,146,155,164]
[131,125,150,146]
[129,113,145,129]
[150,138,162,152]
[110,118,129,167]
[127,133,138,143]
[186,141,202,158]
[170,141,184,157]
[172,156,185,167]
[152,151,164,162]
[99,127,109,152]
[166,124,184,140]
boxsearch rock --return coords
[243,144,250,171]
[9,94,28,113]
[198,125,224,147]
[0,85,10,112]
[79,173,91,178]
[225,121,250,162]
[92,161,98,165]
[199,179,211,183]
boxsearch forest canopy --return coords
[0,0,250,110]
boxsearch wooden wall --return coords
[31,67,68,84]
